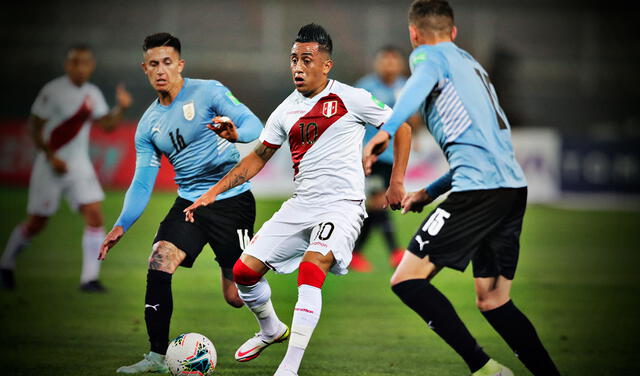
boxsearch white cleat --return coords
[116,352,169,374]
[235,323,290,362]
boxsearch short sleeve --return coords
[31,85,54,119]
[409,45,447,79]
[348,88,393,128]
[259,107,286,148]
[134,124,161,169]
[91,86,109,119]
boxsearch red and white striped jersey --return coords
[259,79,392,203]
[31,75,109,162]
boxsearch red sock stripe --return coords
[298,262,326,288]
[232,259,262,285]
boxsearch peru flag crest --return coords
[322,100,338,118]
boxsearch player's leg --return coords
[220,268,243,308]
[274,250,333,376]
[233,253,290,362]
[0,215,49,289]
[78,201,106,292]
[118,197,208,374]
[474,188,560,376]
[350,214,373,272]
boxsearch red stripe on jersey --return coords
[288,93,347,176]
[48,96,93,152]
[262,140,281,149]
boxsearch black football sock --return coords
[378,210,398,252]
[354,215,373,252]
[482,300,560,376]
[392,279,489,372]
[145,269,173,355]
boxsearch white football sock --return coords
[237,278,282,337]
[81,226,104,283]
[0,224,30,270]
[277,284,322,374]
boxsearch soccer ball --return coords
[166,333,217,376]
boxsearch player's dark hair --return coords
[143,32,181,54]
[377,45,404,57]
[67,43,92,54]
[408,0,454,34]
[294,23,333,56]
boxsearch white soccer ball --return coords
[166,333,217,376]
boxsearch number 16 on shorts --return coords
[414,208,451,252]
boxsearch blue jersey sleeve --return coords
[210,84,262,143]
[113,127,160,231]
[425,170,453,199]
[380,46,446,137]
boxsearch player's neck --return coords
[302,79,329,99]
[157,76,185,106]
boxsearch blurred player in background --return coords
[350,45,409,272]
[365,1,560,375]
[98,33,263,374]
[184,24,411,376]
[0,44,132,292]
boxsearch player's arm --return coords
[183,143,277,222]
[207,87,263,143]
[95,84,133,131]
[385,123,412,210]
[28,114,68,174]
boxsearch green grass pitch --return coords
[0,187,638,375]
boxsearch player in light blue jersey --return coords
[350,45,408,272]
[98,33,263,374]
[364,1,560,375]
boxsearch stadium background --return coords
[0,0,639,375]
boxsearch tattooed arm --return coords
[183,143,278,222]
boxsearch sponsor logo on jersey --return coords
[322,100,338,118]
[182,101,195,121]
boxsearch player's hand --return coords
[401,189,433,214]
[47,155,68,175]
[99,226,125,260]
[183,191,217,223]
[115,83,133,109]
[362,130,390,175]
[207,116,238,142]
[385,181,405,211]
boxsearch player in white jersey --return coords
[0,45,132,292]
[184,24,411,375]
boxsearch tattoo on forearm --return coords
[224,167,249,192]
[254,143,277,162]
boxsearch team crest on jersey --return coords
[182,101,195,121]
[322,100,338,118]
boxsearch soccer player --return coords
[98,33,263,374]
[364,1,561,375]
[0,44,132,292]
[184,24,411,376]
[351,45,409,272]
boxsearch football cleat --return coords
[79,280,107,293]
[349,253,373,272]
[235,323,290,362]
[116,352,169,374]
[471,359,514,376]
[0,268,15,290]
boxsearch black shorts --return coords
[153,190,256,269]
[365,161,393,195]
[407,187,527,279]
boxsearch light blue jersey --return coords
[381,42,526,197]
[355,74,406,165]
[114,78,262,231]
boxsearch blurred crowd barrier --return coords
[0,122,638,204]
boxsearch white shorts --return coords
[245,197,366,276]
[27,155,104,216]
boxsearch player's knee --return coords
[298,262,326,288]
[475,294,508,312]
[148,241,182,274]
[24,217,47,236]
[224,292,245,308]
[81,205,103,227]
[232,259,262,286]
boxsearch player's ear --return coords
[451,26,458,41]
[178,59,185,74]
[409,24,419,47]
[140,61,147,74]
[323,58,333,75]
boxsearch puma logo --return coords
[414,235,430,251]
[145,304,160,311]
